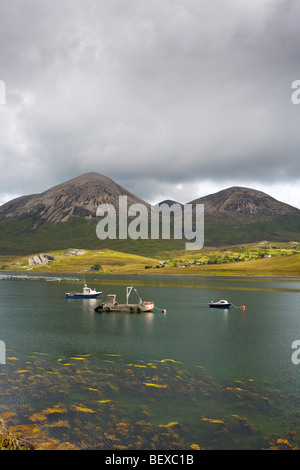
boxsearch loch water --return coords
[0,274,299,450]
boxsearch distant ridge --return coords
[156,199,183,207]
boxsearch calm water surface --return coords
[0,274,299,449]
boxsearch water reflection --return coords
[80,298,99,313]
[222,309,229,324]
[144,312,155,332]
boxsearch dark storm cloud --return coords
[0,0,299,206]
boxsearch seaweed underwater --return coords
[0,352,299,450]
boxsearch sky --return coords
[0,0,300,208]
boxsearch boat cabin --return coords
[83,284,94,295]
[106,294,117,306]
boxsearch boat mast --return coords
[126,287,133,305]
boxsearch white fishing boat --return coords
[66,283,102,299]
[94,287,154,313]
[209,300,231,308]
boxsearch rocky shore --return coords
[0,419,34,450]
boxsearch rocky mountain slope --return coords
[189,186,299,223]
[0,172,149,227]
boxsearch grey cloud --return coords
[0,0,299,206]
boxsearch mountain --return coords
[189,186,299,222]
[0,172,155,255]
[189,186,300,246]
[0,176,299,255]
[0,172,149,227]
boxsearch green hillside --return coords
[0,213,299,258]
[0,216,186,257]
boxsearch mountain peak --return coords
[0,172,149,225]
[189,186,299,222]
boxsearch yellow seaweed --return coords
[159,422,180,428]
[1,412,17,420]
[127,364,147,368]
[143,383,168,389]
[201,418,225,424]
[75,406,95,413]
[44,406,66,415]
[190,444,201,450]
[45,420,70,428]
[103,354,121,357]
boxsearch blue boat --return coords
[66,284,102,299]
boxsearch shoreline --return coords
[1,270,300,280]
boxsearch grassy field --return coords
[161,253,300,276]
[0,249,158,274]
[0,242,299,277]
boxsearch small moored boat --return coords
[209,300,231,308]
[66,284,102,299]
[94,287,154,313]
